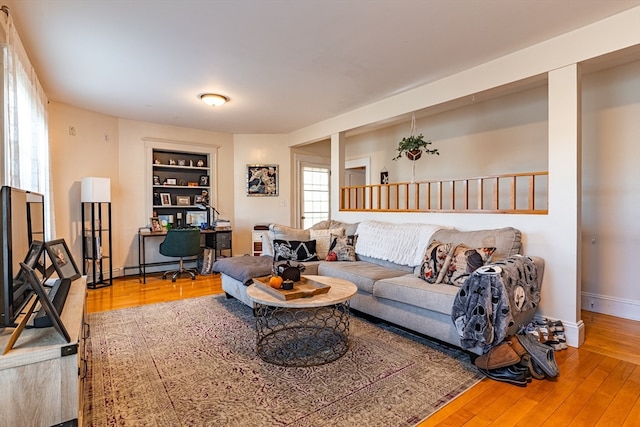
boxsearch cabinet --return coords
[0,276,88,427]
[81,202,112,288]
[151,149,211,228]
[252,224,269,256]
[206,230,232,259]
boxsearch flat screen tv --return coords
[0,186,45,327]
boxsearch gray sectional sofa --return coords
[216,220,544,355]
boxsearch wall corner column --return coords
[548,64,584,347]
[330,133,345,217]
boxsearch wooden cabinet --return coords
[0,276,87,427]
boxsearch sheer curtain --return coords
[2,10,55,238]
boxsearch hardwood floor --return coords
[87,274,640,426]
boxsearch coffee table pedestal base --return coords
[253,301,350,367]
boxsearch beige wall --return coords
[581,60,640,320]
[48,102,120,271]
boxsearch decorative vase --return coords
[406,150,422,161]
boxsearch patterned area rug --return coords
[84,295,482,426]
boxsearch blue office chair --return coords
[159,228,201,282]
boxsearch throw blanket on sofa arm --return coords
[213,255,274,285]
[451,255,540,351]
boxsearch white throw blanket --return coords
[355,220,443,266]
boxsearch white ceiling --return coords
[4,0,639,135]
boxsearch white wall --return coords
[48,102,120,272]
[581,60,640,320]
[233,134,291,255]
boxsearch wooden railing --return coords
[340,171,548,214]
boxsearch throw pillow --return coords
[444,244,496,286]
[310,228,345,260]
[417,241,454,283]
[273,239,319,262]
[326,234,358,261]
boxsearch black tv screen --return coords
[0,186,45,327]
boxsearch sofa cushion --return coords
[429,227,522,261]
[262,224,312,257]
[373,274,460,315]
[326,234,357,261]
[310,220,359,237]
[318,261,406,294]
[417,241,454,283]
[443,245,496,286]
[310,228,344,259]
[273,239,318,262]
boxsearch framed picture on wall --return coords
[247,164,278,196]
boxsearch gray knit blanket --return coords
[451,255,540,351]
[213,255,274,285]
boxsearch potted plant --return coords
[392,133,439,161]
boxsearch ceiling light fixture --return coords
[200,93,229,107]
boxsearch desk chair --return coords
[159,228,201,282]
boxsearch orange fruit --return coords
[269,276,283,289]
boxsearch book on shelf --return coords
[215,219,231,227]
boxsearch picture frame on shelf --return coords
[164,178,177,186]
[199,175,209,186]
[158,215,173,229]
[44,238,81,281]
[151,217,162,232]
[176,195,191,206]
[19,262,71,343]
[153,175,160,185]
[194,195,204,204]
[247,164,278,196]
[153,192,161,206]
[160,193,172,206]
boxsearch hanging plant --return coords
[392,114,439,161]
[392,134,439,161]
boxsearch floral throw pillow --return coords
[443,244,496,286]
[325,234,358,261]
[273,239,319,262]
[418,241,453,283]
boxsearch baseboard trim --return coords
[581,292,640,322]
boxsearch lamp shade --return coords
[81,177,111,203]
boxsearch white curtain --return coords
[2,11,55,238]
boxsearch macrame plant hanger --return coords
[409,114,418,183]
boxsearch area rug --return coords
[84,295,482,426]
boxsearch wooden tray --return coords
[252,276,331,301]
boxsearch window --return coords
[1,14,52,238]
[301,166,330,229]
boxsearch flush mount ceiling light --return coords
[200,93,229,107]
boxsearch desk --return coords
[138,229,232,283]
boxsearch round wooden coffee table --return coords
[246,275,357,367]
